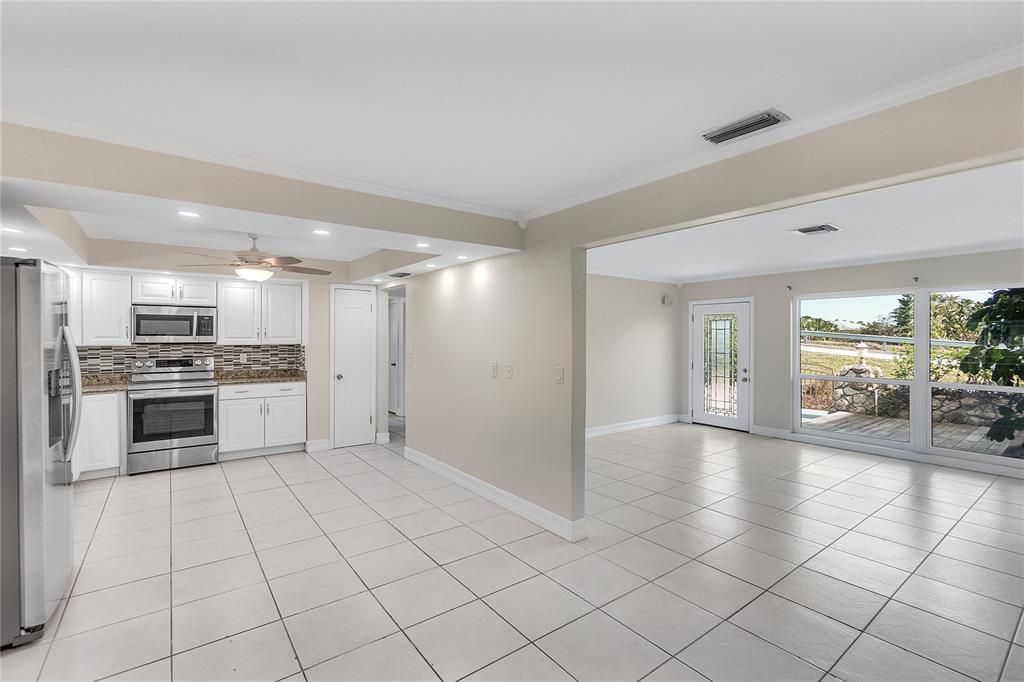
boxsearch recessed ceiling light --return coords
[313,229,330,235]
[456,255,468,260]
[416,242,430,248]
[177,210,200,218]
[2,227,24,234]
[160,271,172,275]
[8,247,27,252]
[373,279,382,283]
[426,264,437,268]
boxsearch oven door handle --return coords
[128,387,218,400]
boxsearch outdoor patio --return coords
[803,412,1022,458]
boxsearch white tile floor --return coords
[3,424,1023,681]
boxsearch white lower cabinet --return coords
[264,395,307,447]
[218,397,266,453]
[218,383,306,454]
[74,392,124,479]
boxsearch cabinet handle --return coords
[124,324,129,339]
[235,390,249,394]
[259,403,263,416]
[179,285,184,300]
[266,402,270,415]
[279,388,293,392]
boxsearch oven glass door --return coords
[134,313,194,339]
[129,390,217,452]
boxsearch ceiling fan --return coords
[177,234,331,281]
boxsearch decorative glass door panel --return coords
[692,302,751,430]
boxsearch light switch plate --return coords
[505,363,513,379]
[489,361,498,377]
[556,366,564,384]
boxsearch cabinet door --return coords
[131,275,177,304]
[264,395,307,447]
[218,398,265,452]
[176,278,218,307]
[82,272,132,345]
[262,283,302,344]
[76,393,123,473]
[217,281,261,345]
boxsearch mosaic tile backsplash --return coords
[78,344,305,375]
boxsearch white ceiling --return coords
[586,161,1024,284]
[3,2,1021,219]
[0,178,516,269]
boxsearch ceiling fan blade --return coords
[261,256,302,266]
[174,263,235,268]
[278,265,331,275]
[176,249,228,260]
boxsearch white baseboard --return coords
[750,425,1024,479]
[403,446,588,542]
[678,414,693,424]
[304,439,333,453]
[586,414,682,439]
[376,432,391,445]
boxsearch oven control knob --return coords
[134,361,143,368]
[204,359,212,366]
[194,359,202,366]
[145,360,154,367]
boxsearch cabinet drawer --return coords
[219,382,306,400]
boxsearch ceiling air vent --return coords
[791,223,841,236]
[389,272,412,278]
[702,108,790,145]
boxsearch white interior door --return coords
[333,288,375,447]
[388,298,405,417]
[691,302,751,431]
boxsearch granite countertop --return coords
[81,369,306,394]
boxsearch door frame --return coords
[329,284,378,449]
[687,297,755,431]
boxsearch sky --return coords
[800,289,992,326]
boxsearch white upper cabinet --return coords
[176,279,218,307]
[132,275,217,307]
[262,282,303,345]
[218,280,303,346]
[132,275,177,304]
[81,272,132,346]
[217,281,261,345]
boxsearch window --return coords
[796,286,1024,462]
[928,288,1023,459]
[798,294,913,443]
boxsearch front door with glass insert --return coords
[691,302,751,431]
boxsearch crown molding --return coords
[523,46,1024,221]
[0,108,524,224]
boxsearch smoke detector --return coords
[702,108,790,145]
[791,224,842,236]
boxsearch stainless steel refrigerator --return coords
[1,258,82,648]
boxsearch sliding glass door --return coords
[795,286,1023,465]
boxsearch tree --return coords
[959,288,1024,448]
[800,316,839,332]
[891,294,914,337]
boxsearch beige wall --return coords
[586,275,681,429]
[404,69,1023,526]
[678,248,1024,431]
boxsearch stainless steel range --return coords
[127,355,218,474]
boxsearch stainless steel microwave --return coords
[131,305,217,343]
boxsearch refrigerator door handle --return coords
[61,326,84,463]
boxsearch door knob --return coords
[390,363,396,367]
[336,373,344,380]
[741,377,749,383]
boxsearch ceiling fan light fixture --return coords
[235,266,274,282]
